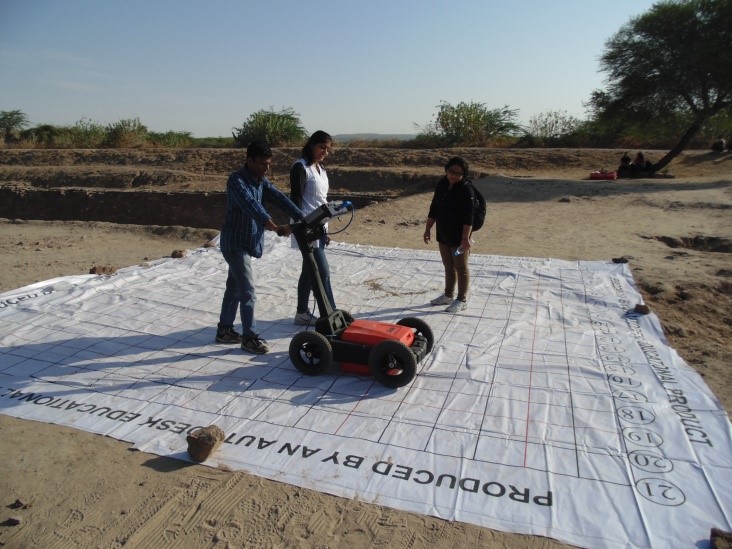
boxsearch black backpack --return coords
[466,181,487,231]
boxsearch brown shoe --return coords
[215,327,242,344]
[242,334,269,354]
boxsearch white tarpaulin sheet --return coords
[0,235,730,548]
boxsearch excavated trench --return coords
[655,235,731,253]
[0,165,436,229]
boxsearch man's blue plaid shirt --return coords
[219,166,303,258]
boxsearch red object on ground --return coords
[589,171,617,180]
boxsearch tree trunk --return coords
[651,119,703,172]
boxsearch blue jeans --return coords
[297,244,336,313]
[218,248,257,337]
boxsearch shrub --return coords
[408,132,450,148]
[416,101,521,146]
[148,130,193,148]
[102,118,149,148]
[19,124,60,147]
[232,107,307,147]
[523,110,583,147]
[57,118,106,148]
[191,136,236,148]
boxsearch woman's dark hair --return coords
[444,156,469,178]
[302,130,332,165]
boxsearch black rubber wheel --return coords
[289,331,333,376]
[397,317,434,352]
[368,340,417,388]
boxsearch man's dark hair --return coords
[302,130,332,165]
[444,156,469,177]
[247,141,273,159]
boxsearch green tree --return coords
[417,101,520,146]
[592,0,732,171]
[232,107,307,147]
[0,109,30,141]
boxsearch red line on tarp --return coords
[523,277,540,467]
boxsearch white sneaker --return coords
[293,311,317,325]
[446,299,467,313]
[430,294,453,306]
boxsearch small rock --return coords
[187,425,226,462]
[643,282,671,295]
[711,528,732,549]
[612,257,629,264]
[89,265,117,275]
[558,197,571,203]
[7,516,22,526]
[634,304,651,315]
[677,288,694,300]
[9,499,28,509]
[665,324,688,338]
[171,249,187,258]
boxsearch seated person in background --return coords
[631,151,653,175]
[617,151,632,177]
[712,136,726,153]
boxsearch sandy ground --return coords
[0,151,730,548]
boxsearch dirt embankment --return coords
[2,146,726,194]
[1,147,728,229]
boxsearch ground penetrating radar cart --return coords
[287,201,433,388]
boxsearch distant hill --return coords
[333,133,415,143]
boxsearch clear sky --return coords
[0,0,658,137]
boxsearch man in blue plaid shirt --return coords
[216,141,304,354]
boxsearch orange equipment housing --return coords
[339,319,416,374]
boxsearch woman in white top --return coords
[289,131,336,325]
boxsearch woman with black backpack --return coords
[423,156,477,313]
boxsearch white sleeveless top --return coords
[292,158,329,248]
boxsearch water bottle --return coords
[454,238,474,256]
